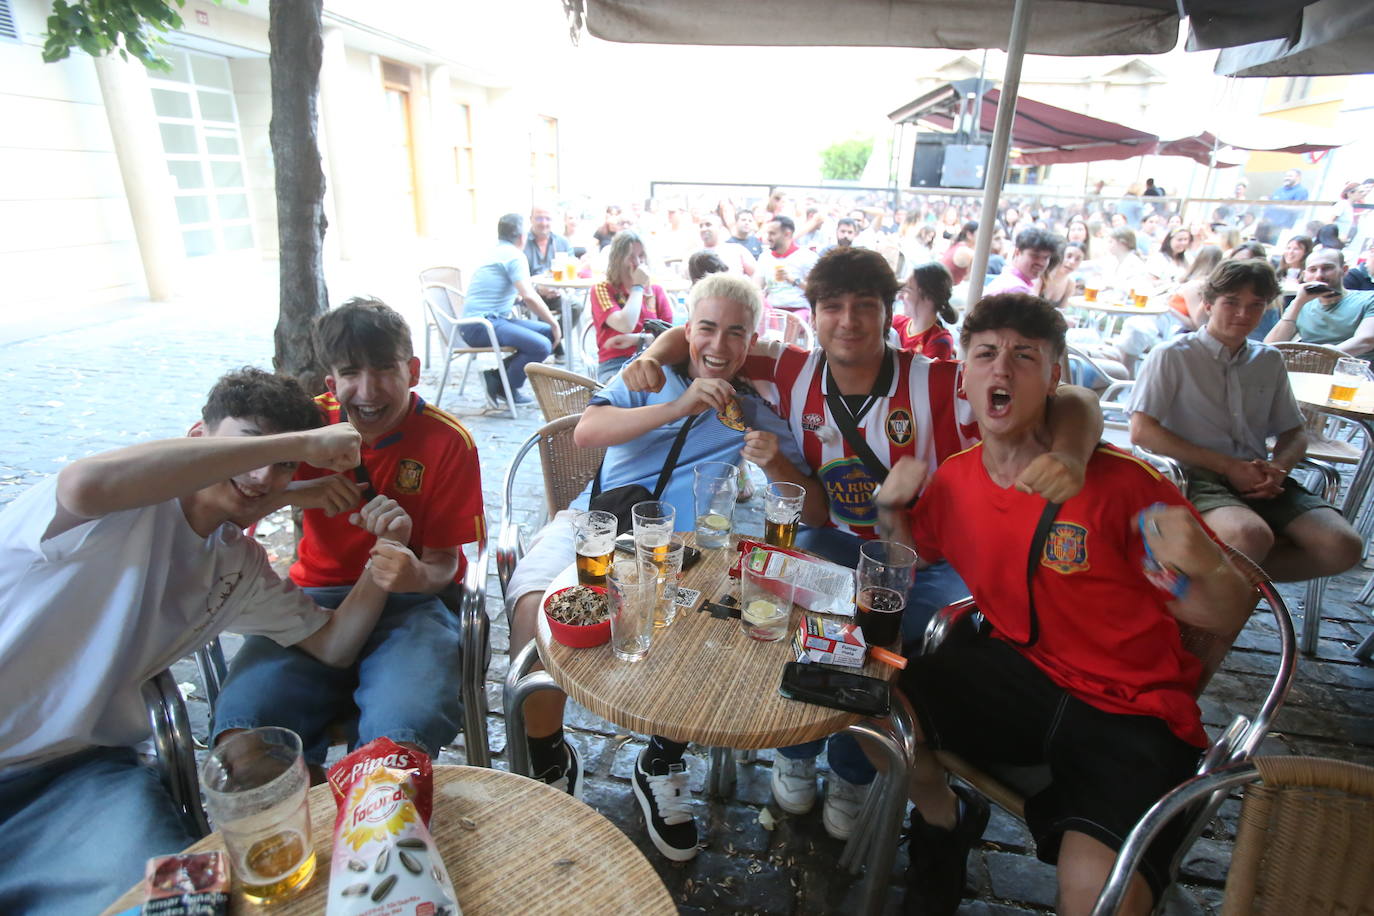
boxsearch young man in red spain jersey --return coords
[622,249,1104,839]
[876,293,1253,916]
[212,299,486,771]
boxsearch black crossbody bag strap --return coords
[822,353,894,484]
[590,411,699,500]
[1002,500,1061,649]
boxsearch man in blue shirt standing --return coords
[461,213,563,406]
[1261,169,1310,244]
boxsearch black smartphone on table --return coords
[613,532,703,571]
[778,662,891,717]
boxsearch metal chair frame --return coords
[914,547,1297,912]
[419,266,463,369]
[142,670,213,838]
[421,278,519,419]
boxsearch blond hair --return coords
[687,273,763,332]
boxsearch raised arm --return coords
[1141,505,1253,638]
[873,456,934,568]
[619,326,691,393]
[573,377,735,449]
[739,429,829,527]
[1015,384,1104,503]
[52,424,360,536]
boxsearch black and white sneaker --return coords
[534,740,584,800]
[632,748,698,861]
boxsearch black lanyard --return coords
[334,403,379,501]
[821,349,896,483]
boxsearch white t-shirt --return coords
[0,478,329,774]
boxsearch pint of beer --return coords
[574,510,617,587]
[764,482,805,549]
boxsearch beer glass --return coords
[1329,357,1373,407]
[763,482,805,548]
[631,500,675,563]
[574,510,617,587]
[694,462,737,549]
[855,541,917,648]
[740,551,796,642]
[644,535,685,629]
[201,727,316,904]
[608,553,655,661]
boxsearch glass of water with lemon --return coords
[694,461,738,549]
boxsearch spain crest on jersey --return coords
[1041,521,1089,574]
[395,459,425,494]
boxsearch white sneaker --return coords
[771,755,817,814]
[822,773,869,839]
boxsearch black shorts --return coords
[901,638,1202,899]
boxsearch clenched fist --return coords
[301,423,362,472]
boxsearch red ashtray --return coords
[544,585,611,648]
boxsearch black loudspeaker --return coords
[911,138,946,188]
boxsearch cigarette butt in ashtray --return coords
[868,646,908,669]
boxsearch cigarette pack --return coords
[791,613,867,668]
[731,540,855,616]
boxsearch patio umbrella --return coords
[1212,0,1374,77]
[570,0,1326,301]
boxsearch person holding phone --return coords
[1265,247,1374,360]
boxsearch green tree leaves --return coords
[820,137,873,181]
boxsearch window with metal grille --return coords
[0,0,19,41]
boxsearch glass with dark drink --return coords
[855,540,918,648]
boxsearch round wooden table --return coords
[503,533,917,916]
[102,765,674,916]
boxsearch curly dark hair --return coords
[201,367,322,434]
[959,293,1067,360]
[314,297,413,371]
[805,246,901,315]
[1203,259,1281,304]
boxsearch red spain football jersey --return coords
[890,314,955,360]
[743,343,978,539]
[912,443,1209,747]
[291,393,484,588]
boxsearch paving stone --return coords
[1176,836,1232,884]
[984,849,1058,908]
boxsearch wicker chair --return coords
[1273,341,1365,466]
[496,414,606,599]
[525,364,602,422]
[852,546,1298,902]
[1092,756,1374,915]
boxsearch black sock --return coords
[529,729,567,777]
[645,735,688,768]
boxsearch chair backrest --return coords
[1223,756,1374,915]
[526,364,602,422]
[1272,341,1348,375]
[419,266,463,294]
[421,281,464,346]
[537,413,605,519]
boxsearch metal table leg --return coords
[503,641,561,777]
[837,694,919,916]
[707,746,736,797]
[1355,627,1374,663]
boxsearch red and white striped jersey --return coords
[744,342,978,539]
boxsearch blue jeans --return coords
[212,587,463,765]
[782,526,971,784]
[461,314,553,389]
[0,747,196,916]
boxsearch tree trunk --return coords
[269,0,328,395]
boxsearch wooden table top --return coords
[536,533,895,749]
[1066,295,1169,316]
[103,766,674,916]
[1290,371,1374,420]
[535,274,691,293]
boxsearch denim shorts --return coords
[212,588,464,764]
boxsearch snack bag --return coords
[325,738,461,916]
[140,852,229,915]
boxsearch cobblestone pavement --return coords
[4,295,1372,914]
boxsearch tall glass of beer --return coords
[763,482,805,548]
[200,727,316,905]
[574,510,617,587]
[855,540,918,649]
[631,501,675,564]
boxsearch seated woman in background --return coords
[892,262,957,360]
[1146,228,1192,286]
[1038,242,1085,309]
[1066,217,1093,260]
[940,220,979,286]
[1228,240,1268,261]
[1166,244,1224,331]
[1271,235,1313,283]
[590,230,675,383]
[1092,227,1149,294]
